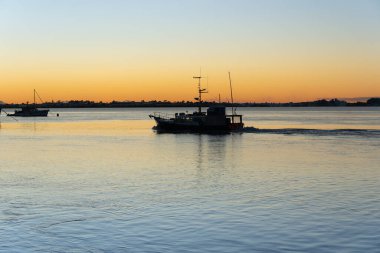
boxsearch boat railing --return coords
[226,114,243,124]
[151,112,175,120]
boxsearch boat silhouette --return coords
[149,73,244,132]
[8,89,49,117]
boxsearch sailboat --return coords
[8,89,49,117]
[149,72,244,132]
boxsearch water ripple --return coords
[242,127,380,137]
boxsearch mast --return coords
[228,72,234,116]
[193,73,207,113]
[34,89,36,106]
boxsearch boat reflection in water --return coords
[150,73,244,133]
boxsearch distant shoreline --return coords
[1,98,380,108]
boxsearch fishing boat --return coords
[149,73,244,132]
[8,89,49,117]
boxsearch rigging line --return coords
[1,109,18,121]
[35,90,45,104]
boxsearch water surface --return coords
[1,107,379,252]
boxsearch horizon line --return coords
[2,97,380,105]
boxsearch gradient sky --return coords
[1,0,380,103]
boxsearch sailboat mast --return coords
[34,89,36,106]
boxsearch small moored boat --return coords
[8,89,49,117]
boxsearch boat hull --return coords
[8,109,49,117]
[150,115,243,133]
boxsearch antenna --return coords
[206,76,209,92]
[193,69,208,113]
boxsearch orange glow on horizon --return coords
[2,42,379,104]
[1,64,379,104]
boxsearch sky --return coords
[1,0,380,103]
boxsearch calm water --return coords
[0,107,379,252]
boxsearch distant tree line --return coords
[1,98,380,108]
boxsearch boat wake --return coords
[241,127,380,137]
